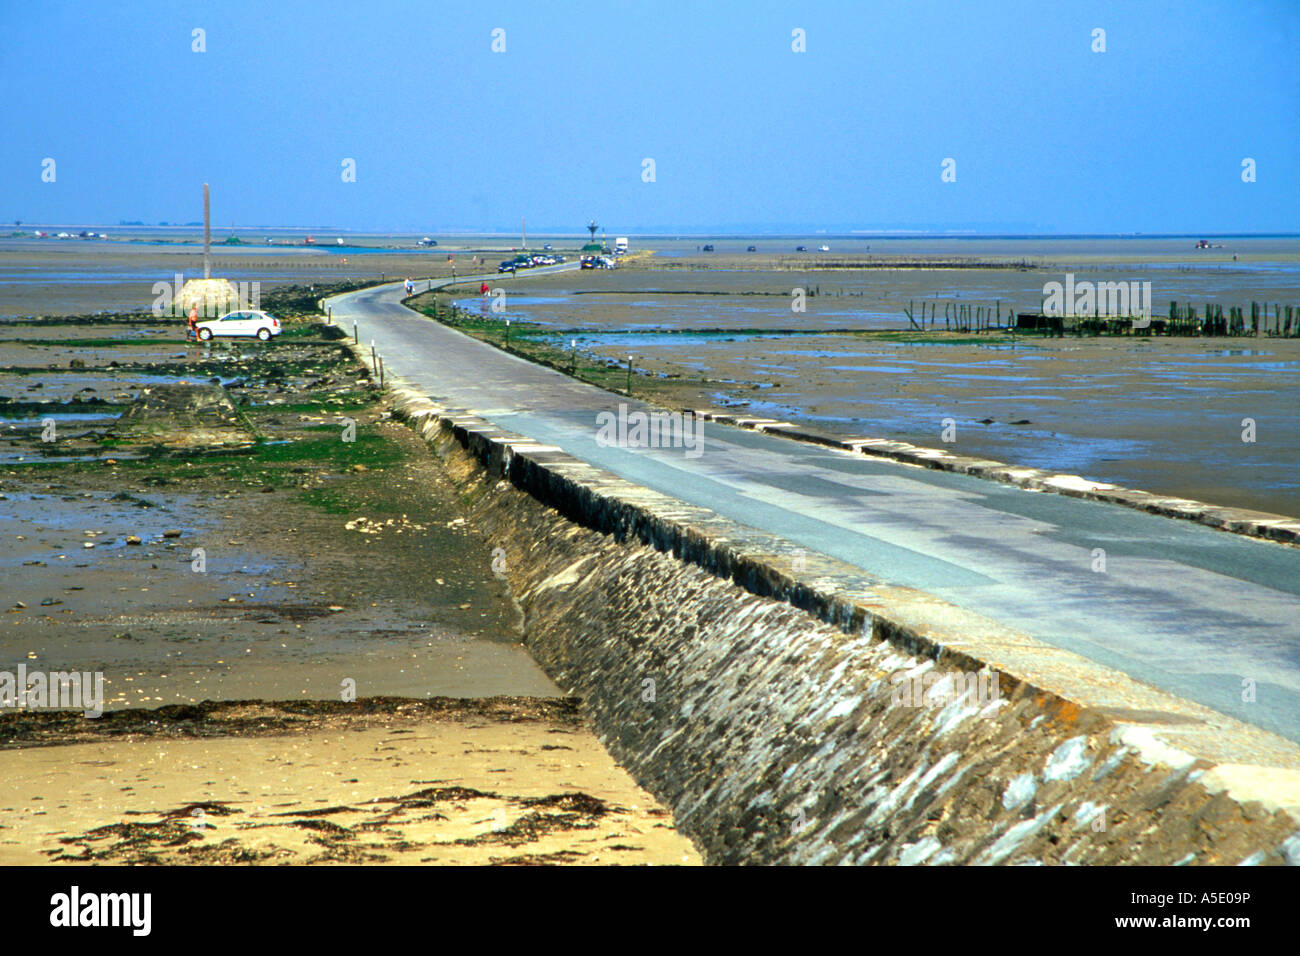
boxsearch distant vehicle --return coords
[746,245,757,252]
[597,256,617,269]
[702,244,715,252]
[580,255,597,269]
[498,260,516,273]
[795,245,807,252]
[543,243,553,250]
[419,237,438,246]
[336,238,345,245]
[614,237,629,255]
[195,310,281,341]
[819,244,830,252]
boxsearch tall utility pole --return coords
[202,183,211,279]
[521,216,526,250]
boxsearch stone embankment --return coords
[368,363,1300,865]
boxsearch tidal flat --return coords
[440,251,1300,517]
[0,289,697,865]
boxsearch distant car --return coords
[702,244,715,252]
[597,256,617,269]
[195,310,281,341]
[746,245,757,252]
[418,237,438,246]
[543,243,553,250]
[819,244,830,252]
[498,261,516,273]
[580,256,597,269]
[795,245,807,252]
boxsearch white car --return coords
[196,310,281,341]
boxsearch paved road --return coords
[330,278,1300,742]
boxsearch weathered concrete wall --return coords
[378,380,1300,866]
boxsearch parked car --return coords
[795,245,807,252]
[702,244,715,252]
[746,245,757,252]
[196,310,281,341]
[498,260,516,273]
[580,256,597,269]
[543,243,553,250]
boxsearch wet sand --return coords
[0,300,698,864]
[0,239,559,317]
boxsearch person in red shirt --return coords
[480,282,490,296]
[187,304,199,341]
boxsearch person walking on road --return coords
[186,303,199,342]
[403,277,414,297]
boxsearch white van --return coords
[614,237,629,255]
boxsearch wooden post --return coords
[626,355,633,396]
[203,183,211,280]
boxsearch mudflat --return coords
[0,288,698,865]
[438,257,1300,517]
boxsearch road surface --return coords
[330,277,1300,743]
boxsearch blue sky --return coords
[2,0,1297,234]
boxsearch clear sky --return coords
[2,0,1296,234]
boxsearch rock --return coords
[126,535,142,545]
[39,598,60,607]
[351,464,367,472]
[162,529,181,538]
[69,358,86,369]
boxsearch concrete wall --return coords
[382,382,1300,866]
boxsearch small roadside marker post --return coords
[626,354,633,396]
[353,321,358,343]
[371,340,377,375]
